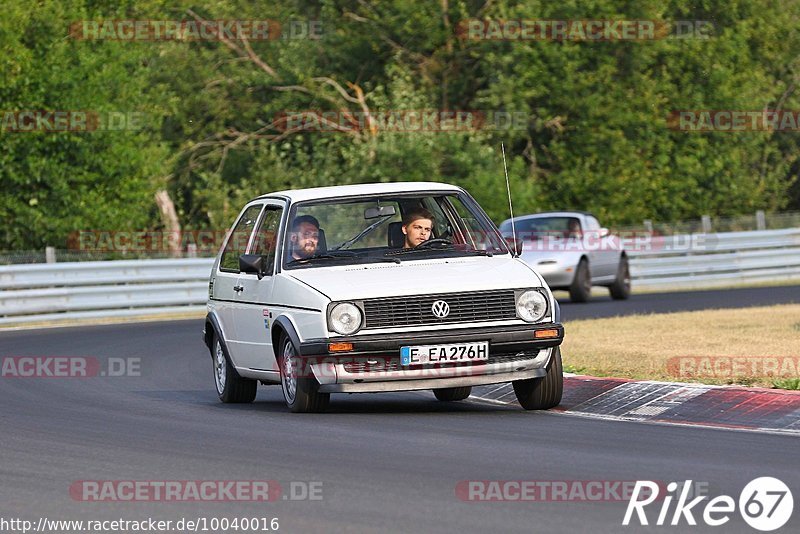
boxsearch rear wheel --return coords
[433,386,472,402]
[278,333,329,413]
[608,256,631,300]
[513,347,563,410]
[212,333,257,403]
[569,259,591,302]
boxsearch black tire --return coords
[569,258,591,303]
[278,333,329,413]
[512,346,563,410]
[433,386,472,402]
[211,332,257,403]
[608,256,631,300]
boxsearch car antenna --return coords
[501,143,519,257]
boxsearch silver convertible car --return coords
[499,211,631,302]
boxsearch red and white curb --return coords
[471,376,800,435]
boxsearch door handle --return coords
[233,284,244,292]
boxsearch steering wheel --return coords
[413,238,453,250]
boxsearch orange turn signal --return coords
[328,342,354,352]
[534,329,559,339]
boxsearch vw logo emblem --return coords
[431,300,450,319]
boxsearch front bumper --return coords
[298,322,564,392]
[299,322,563,357]
[317,361,548,393]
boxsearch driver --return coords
[567,219,582,238]
[290,215,320,260]
[401,208,434,249]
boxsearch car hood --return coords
[286,256,542,301]
[519,248,583,263]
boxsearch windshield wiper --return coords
[460,249,495,257]
[386,240,501,258]
[368,256,402,264]
[332,215,394,251]
[288,252,356,265]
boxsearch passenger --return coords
[402,209,435,249]
[290,215,320,260]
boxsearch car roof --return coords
[254,181,463,203]
[499,211,596,225]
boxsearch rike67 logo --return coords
[623,477,793,531]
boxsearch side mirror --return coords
[599,228,610,238]
[239,254,267,280]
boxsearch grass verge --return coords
[560,304,800,389]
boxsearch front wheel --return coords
[569,259,591,303]
[212,333,257,403]
[608,256,631,300]
[513,347,563,410]
[278,333,329,413]
[433,386,472,402]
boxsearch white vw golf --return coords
[203,182,565,413]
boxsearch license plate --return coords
[400,341,489,366]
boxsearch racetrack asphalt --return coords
[557,283,800,320]
[1,315,798,533]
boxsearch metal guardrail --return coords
[0,258,213,325]
[628,228,800,289]
[0,228,798,324]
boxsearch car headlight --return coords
[516,290,548,323]
[328,302,363,335]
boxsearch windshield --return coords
[500,216,582,241]
[283,192,508,268]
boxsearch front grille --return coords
[343,359,401,374]
[362,289,517,329]
[341,351,539,374]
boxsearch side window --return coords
[448,197,481,234]
[220,205,263,272]
[250,206,282,276]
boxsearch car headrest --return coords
[387,222,404,248]
[317,228,327,253]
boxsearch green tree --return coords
[0,0,170,250]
